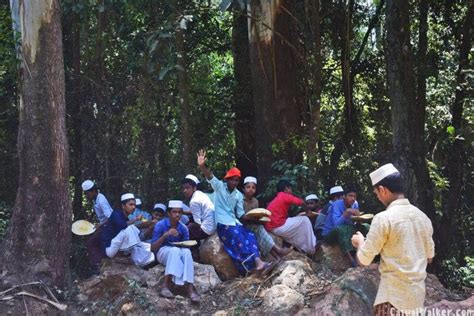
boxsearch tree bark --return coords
[305,0,322,163]
[437,2,474,262]
[175,3,194,172]
[232,5,258,177]
[385,0,435,220]
[248,0,303,184]
[64,0,84,218]
[2,0,71,287]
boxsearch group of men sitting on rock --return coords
[80,150,435,314]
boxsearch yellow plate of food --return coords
[259,216,271,222]
[351,214,374,221]
[246,208,272,218]
[170,240,198,247]
[72,220,96,236]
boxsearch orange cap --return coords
[224,167,241,179]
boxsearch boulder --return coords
[263,284,305,314]
[272,260,318,294]
[303,265,469,316]
[425,295,474,312]
[194,262,222,294]
[318,244,352,275]
[199,234,240,281]
[305,265,381,315]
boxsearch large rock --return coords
[272,260,319,295]
[303,266,380,315]
[199,234,240,281]
[263,284,305,314]
[302,265,469,316]
[146,262,221,294]
[194,262,222,293]
[426,295,474,312]
[318,244,352,275]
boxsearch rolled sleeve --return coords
[208,176,223,192]
[357,215,387,266]
[235,196,245,219]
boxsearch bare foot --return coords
[276,246,293,257]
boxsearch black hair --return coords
[374,172,404,194]
[86,184,98,193]
[121,198,135,205]
[329,192,344,199]
[276,179,292,192]
[344,186,357,194]
[181,178,197,187]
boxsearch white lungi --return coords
[106,225,155,267]
[157,246,194,285]
[272,216,316,254]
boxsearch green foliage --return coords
[439,256,474,290]
[0,201,10,239]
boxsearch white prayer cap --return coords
[370,163,399,186]
[185,174,200,185]
[121,193,135,202]
[153,203,166,212]
[168,200,183,209]
[135,198,142,206]
[243,176,257,185]
[82,180,95,191]
[305,194,319,201]
[329,186,344,195]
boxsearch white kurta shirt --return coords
[189,190,216,235]
[357,198,435,311]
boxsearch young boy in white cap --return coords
[150,200,200,303]
[128,198,152,223]
[321,185,344,215]
[81,180,114,274]
[300,194,320,226]
[100,193,150,254]
[181,174,216,239]
[241,176,292,260]
[351,163,435,315]
[181,174,216,260]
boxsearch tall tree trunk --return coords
[64,0,84,218]
[2,0,71,288]
[232,6,258,177]
[305,0,322,164]
[385,0,434,219]
[175,11,194,172]
[248,0,303,184]
[411,0,436,220]
[438,2,474,262]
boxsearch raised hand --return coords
[197,149,207,167]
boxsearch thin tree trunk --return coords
[65,0,84,218]
[3,0,71,288]
[175,2,194,172]
[438,2,474,262]
[306,0,322,162]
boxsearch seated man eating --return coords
[322,187,369,266]
[150,200,200,303]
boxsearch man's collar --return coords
[387,198,410,209]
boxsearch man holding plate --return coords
[351,163,435,315]
[150,200,200,303]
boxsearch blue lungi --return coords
[217,223,261,275]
